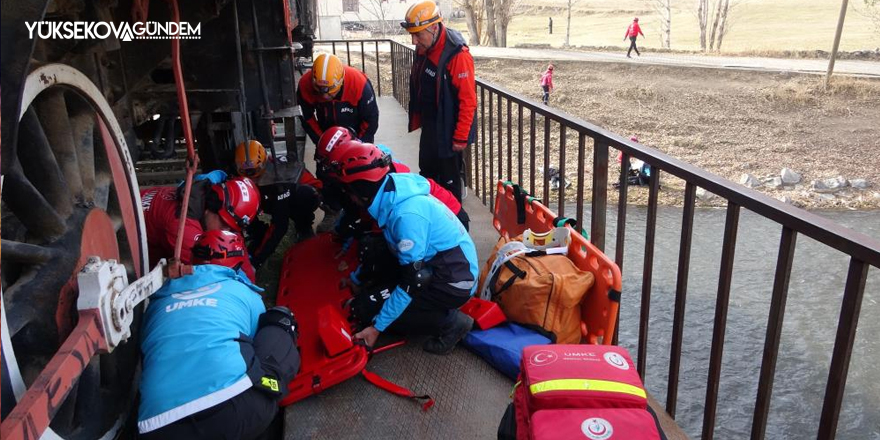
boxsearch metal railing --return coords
[386,40,880,440]
[312,39,391,97]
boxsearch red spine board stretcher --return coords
[492,181,622,344]
[276,233,367,406]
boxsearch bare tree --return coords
[358,0,393,37]
[494,0,522,47]
[653,0,672,48]
[708,0,722,50]
[455,0,483,45]
[714,0,734,51]
[484,0,499,46]
[696,0,708,50]
[565,0,574,47]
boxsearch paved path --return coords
[465,46,880,78]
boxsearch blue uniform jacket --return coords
[367,173,478,331]
[138,265,265,433]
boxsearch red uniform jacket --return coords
[297,65,380,144]
[140,186,256,281]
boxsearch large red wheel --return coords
[1,64,148,438]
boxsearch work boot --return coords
[423,311,474,355]
[315,207,341,233]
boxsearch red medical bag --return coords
[530,408,662,440]
[520,344,646,413]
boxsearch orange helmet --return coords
[235,140,268,178]
[401,0,442,33]
[210,177,260,232]
[336,141,391,184]
[192,230,248,270]
[311,53,345,98]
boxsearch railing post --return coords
[542,116,551,205]
[637,166,661,381]
[667,182,697,418]
[517,105,524,186]
[481,86,487,205]
[375,40,381,97]
[390,42,397,102]
[817,258,869,440]
[751,226,797,439]
[558,125,566,215]
[497,93,503,183]
[575,133,586,231]
[529,111,536,195]
[701,202,741,440]
[591,140,608,251]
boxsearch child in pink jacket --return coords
[540,64,554,105]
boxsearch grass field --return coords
[449,0,880,53]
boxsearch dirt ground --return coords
[472,58,880,209]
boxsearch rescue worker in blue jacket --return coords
[341,143,478,355]
[138,230,300,439]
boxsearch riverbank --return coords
[473,58,880,209]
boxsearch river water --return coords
[588,205,880,439]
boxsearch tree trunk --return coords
[485,0,498,46]
[666,0,672,48]
[565,0,572,47]
[698,0,708,50]
[463,4,481,45]
[495,0,506,47]
[716,0,731,51]
[708,0,722,50]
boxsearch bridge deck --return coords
[282,97,687,440]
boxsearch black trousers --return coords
[387,289,470,336]
[140,326,300,440]
[139,387,277,440]
[541,85,550,104]
[627,36,640,56]
[419,128,464,202]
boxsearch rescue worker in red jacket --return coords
[403,0,477,202]
[624,17,645,58]
[297,53,379,232]
[140,174,259,280]
[297,53,380,144]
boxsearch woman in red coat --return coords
[624,17,645,58]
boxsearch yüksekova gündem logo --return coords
[25,21,201,41]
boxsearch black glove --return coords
[348,285,393,331]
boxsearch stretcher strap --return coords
[361,369,435,411]
[529,378,646,399]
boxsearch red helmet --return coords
[335,141,391,184]
[192,230,248,270]
[316,126,356,164]
[210,177,260,231]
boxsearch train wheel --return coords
[1,64,148,438]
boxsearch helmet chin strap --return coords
[426,23,440,51]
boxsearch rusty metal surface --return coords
[283,336,513,440]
